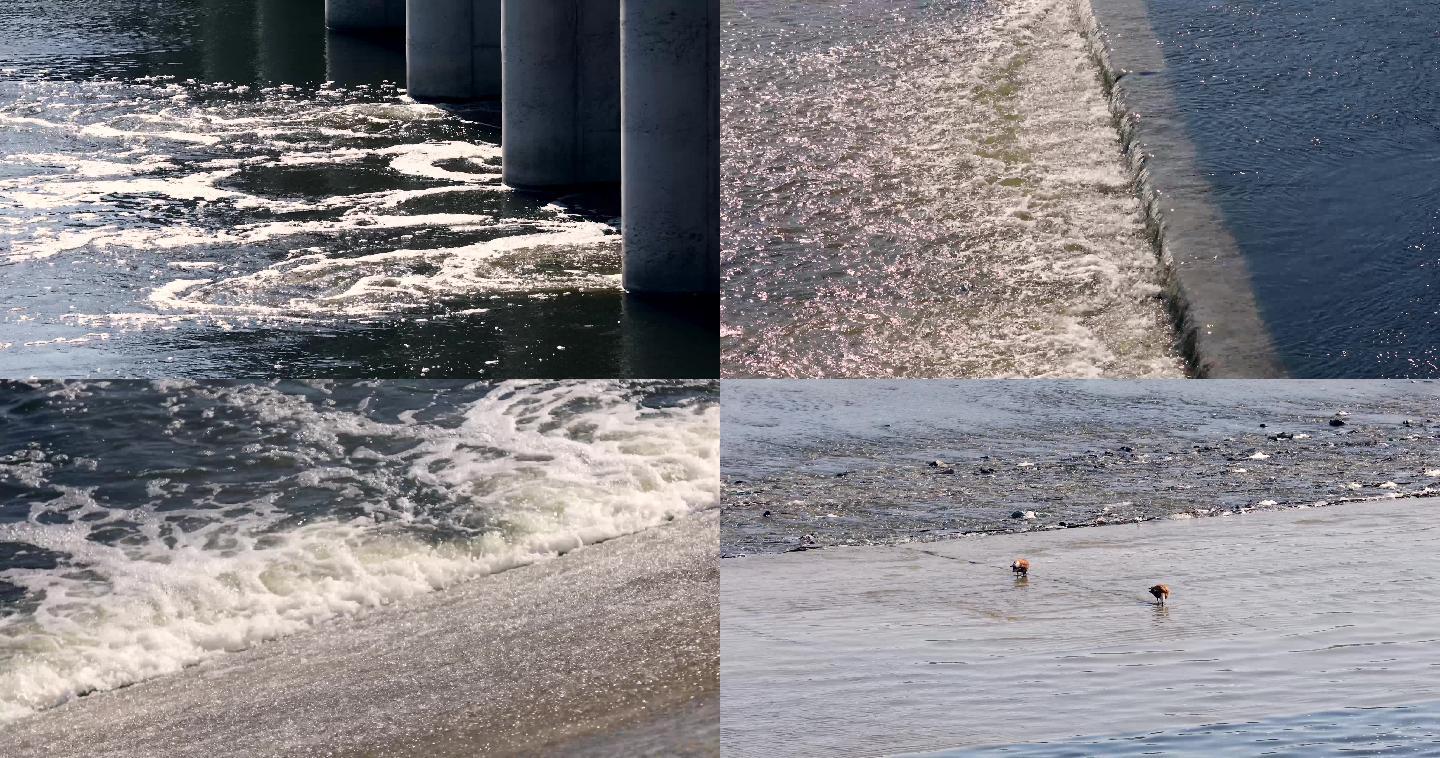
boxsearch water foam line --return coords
[1077,0,1287,378]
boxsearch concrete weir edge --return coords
[1077,0,1287,378]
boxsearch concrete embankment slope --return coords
[1079,0,1286,378]
[722,497,1440,756]
[0,511,720,758]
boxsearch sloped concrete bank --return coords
[1077,0,1286,378]
[0,512,720,758]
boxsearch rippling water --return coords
[721,380,1440,554]
[0,0,716,378]
[931,701,1440,756]
[0,379,719,723]
[722,498,1440,756]
[721,0,1183,378]
[1134,0,1440,378]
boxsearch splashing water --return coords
[0,379,719,723]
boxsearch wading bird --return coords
[1011,558,1029,577]
[1149,584,1170,606]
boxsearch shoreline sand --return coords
[0,511,719,757]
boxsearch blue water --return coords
[1142,0,1440,377]
[931,701,1440,756]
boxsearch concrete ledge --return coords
[1079,0,1286,378]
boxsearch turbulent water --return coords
[0,0,716,378]
[0,379,719,723]
[721,0,1184,378]
[1132,0,1440,377]
[721,380,1440,554]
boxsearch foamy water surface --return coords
[0,379,719,723]
[721,0,1183,378]
[0,0,716,377]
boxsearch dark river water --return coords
[0,379,719,723]
[0,0,717,378]
[1116,0,1440,377]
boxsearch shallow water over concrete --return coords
[721,0,1183,379]
[722,498,1440,756]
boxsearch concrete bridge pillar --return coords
[500,0,621,189]
[620,0,720,295]
[406,0,501,100]
[326,0,405,32]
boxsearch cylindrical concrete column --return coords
[406,0,501,100]
[501,0,621,188]
[620,0,720,294]
[326,0,405,32]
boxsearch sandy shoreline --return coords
[0,511,719,757]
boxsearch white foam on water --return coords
[0,381,719,724]
[377,141,501,183]
[722,0,1183,377]
[1,79,620,340]
[0,151,180,178]
[78,123,222,146]
[0,138,509,262]
[1,186,509,262]
[144,222,620,318]
[3,167,249,211]
[0,110,227,149]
